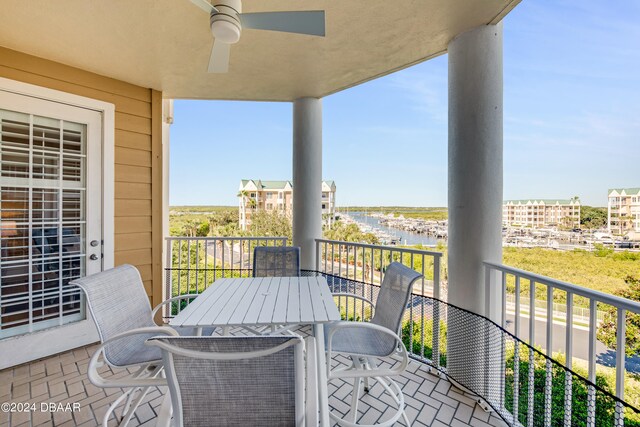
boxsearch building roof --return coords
[0,0,520,101]
[504,199,580,205]
[239,179,335,191]
[608,188,640,196]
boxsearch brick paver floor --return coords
[0,328,508,427]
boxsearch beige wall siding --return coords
[0,46,164,306]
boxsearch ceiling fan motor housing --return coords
[210,0,242,44]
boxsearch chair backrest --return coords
[71,264,158,366]
[253,246,301,277]
[148,336,305,427]
[371,262,423,334]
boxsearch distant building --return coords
[503,198,581,228]
[607,188,640,235]
[238,179,336,231]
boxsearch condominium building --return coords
[503,198,581,228]
[238,179,336,231]
[607,188,640,235]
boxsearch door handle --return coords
[89,254,99,261]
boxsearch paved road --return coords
[505,312,640,373]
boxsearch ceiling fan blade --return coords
[208,41,231,73]
[190,0,218,14]
[239,11,325,37]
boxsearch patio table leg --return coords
[314,323,329,427]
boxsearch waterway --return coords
[347,212,441,246]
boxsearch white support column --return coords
[292,97,322,270]
[162,99,173,301]
[447,22,503,400]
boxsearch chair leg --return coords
[105,364,163,427]
[350,357,365,423]
[363,358,372,393]
[120,386,153,426]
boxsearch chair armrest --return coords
[331,293,375,317]
[88,326,178,389]
[326,322,408,380]
[151,294,201,321]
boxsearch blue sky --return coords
[170,0,640,207]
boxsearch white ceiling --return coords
[0,0,520,101]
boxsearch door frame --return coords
[0,77,114,369]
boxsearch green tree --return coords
[597,275,640,356]
[324,222,379,244]
[247,210,292,242]
[195,221,210,237]
[580,206,607,230]
[208,209,240,236]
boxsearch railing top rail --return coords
[484,261,640,313]
[316,238,443,258]
[165,236,288,242]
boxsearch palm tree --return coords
[237,189,249,230]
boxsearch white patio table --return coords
[169,276,341,427]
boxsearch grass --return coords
[502,247,639,297]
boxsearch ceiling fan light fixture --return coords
[210,19,241,44]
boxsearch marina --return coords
[339,210,640,251]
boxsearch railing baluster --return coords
[331,243,335,276]
[615,308,626,427]
[379,248,383,285]
[528,279,535,427]
[195,239,200,293]
[545,286,553,426]
[346,245,350,280]
[370,247,374,285]
[323,241,327,273]
[221,238,225,278]
[361,247,365,283]
[230,239,235,275]
[420,255,425,363]
[213,239,218,282]
[338,244,342,279]
[513,275,521,425]
[177,238,183,299]
[500,271,507,408]
[587,299,597,427]
[432,256,440,369]
[564,292,573,427]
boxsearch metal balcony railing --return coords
[163,237,640,426]
[485,262,640,426]
[164,236,288,299]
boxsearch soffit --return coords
[0,0,519,100]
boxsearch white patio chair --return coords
[253,245,301,277]
[71,264,213,426]
[147,335,318,427]
[247,246,301,335]
[325,262,423,427]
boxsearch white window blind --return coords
[1,109,87,338]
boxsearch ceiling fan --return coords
[190,0,326,73]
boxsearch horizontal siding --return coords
[0,46,163,305]
[114,248,153,269]
[0,47,150,101]
[114,182,152,200]
[115,199,152,216]
[115,216,153,234]
[115,147,152,167]
[115,111,151,134]
[115,129,152,150]
[115,232,152,252]
[115,164,152,184]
